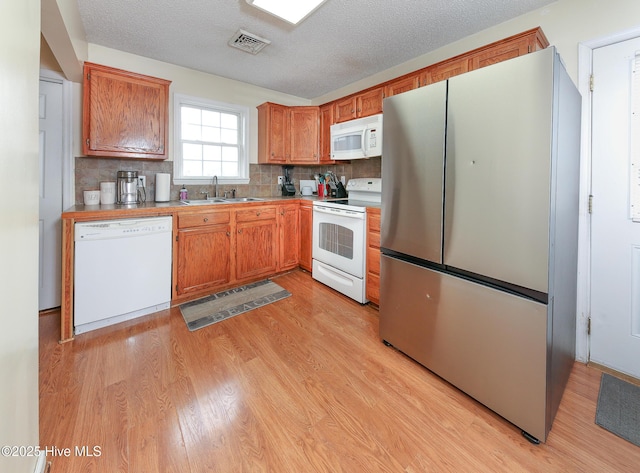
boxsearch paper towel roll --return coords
[155,173,171,202]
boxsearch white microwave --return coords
[330,113,383,160]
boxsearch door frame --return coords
[39,69,74,211]
[576,26,640,362]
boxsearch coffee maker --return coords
[116,170,140,205]
[281,166,296,196]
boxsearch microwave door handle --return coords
[362,128,369,157]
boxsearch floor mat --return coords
[179,279,291,331]
[595,373,640,447]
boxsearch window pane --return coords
[183,143,202,160]
[183,160,203,177]
[202,110,220,127]
[183,123,201,141]
[222,161,238,176]
[202,126,220,143]
[203,145,221,161]
[203,162,222,176]
[222,146,238,162]
[221,128,237,144]
[221,113,237,129]
[181,106,201,125]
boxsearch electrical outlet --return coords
[138,175,146,188]
[277,176,283,185]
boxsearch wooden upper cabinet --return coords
[469,28,549,70]
[82,62,171,159]
[258,103,319,164]
[334,87,383,123]
[318,103,335,164]
[258,102,288,164]
[385,75,420,97]
[334,96,357,123]
[289,106,319,164]
[422,27,549,86]
[356,87,383,117]
[422,58,470,86]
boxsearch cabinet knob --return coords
[226,231,230,237]
[256,211,261,216]
[238,229,243,234]
[280,210,285,216]
[203,217,208,223]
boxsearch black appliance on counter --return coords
[281,166,296,196]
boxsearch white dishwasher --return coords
[74,216,173,334]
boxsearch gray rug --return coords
[595,373,640,447]
[180,279,291,331]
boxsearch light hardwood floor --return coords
[39,270,640,472]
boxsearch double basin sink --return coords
[180,197,265,206]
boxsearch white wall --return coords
[0,0,41,472]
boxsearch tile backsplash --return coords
[74,157,381,204]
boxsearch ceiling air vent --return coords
[228,29,271,55]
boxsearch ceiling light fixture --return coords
[246,0,328,25]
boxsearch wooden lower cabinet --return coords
[299,201,313,272]
[175,210,231,296]
[279,204,299,271]
[235,206,278,281]
[366,208,381,306]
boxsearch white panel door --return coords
[591,37,640,378]
[38,79,63,310]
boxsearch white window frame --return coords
[173,93,250,185]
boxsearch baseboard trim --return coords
[588,361,640,387]
[33,453,48,473]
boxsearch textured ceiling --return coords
[77,0,553,99]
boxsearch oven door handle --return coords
[313,206,366,219]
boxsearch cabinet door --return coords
[385,75,420,97]
[257,102,288,163]
[289,107,319,164]
[357,87,383,117]
[299,202,313,272]
[176,225,231,295]
[366,208,381,305]
[82,62,170,159]
[334,96,357,123]
[279,204,299,270]
[318,103,335,164]
[423,57,470,85]
[468,29,548,71]
[236,207,278,280]
[469,36,531,70]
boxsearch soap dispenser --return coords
[179,186,188,201]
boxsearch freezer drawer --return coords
[379,255,549,441]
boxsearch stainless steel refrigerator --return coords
[379,47,580,443]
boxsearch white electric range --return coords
[312,178,382,303]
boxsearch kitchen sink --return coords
[180,199,226,205]
[180,197,264,205]
[222,197,264,202]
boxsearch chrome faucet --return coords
[212,175,218,198]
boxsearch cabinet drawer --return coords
[236,206,277,223]
[179,210,231,228]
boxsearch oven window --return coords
[318,222,354,259]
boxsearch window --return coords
[174,94,250,184]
